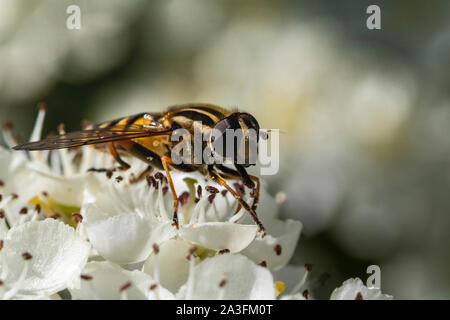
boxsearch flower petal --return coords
[179,222,257,253]
[70,261,174,300]
[143,238,200,293]
[83,205,176,264]
[1,219,90,296]
[176,254,275,299]
[241,219,302,270]
[330,278,393,300]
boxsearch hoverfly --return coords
[13,103,266,234]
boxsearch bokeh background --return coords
[1,0,449,299]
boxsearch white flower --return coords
[0,218,90,299]
[330,278,393,300]
[80,171,260,265]
[0,107,113,227]
[176,253,275,300]
[70,261,174,300]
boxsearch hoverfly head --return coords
[210,112,260,167]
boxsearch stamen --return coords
[154,172,164,182]
[275,191,287,204]
[355,292,363,300]
[72,213,83,224]
[207,194,216,204]
[197,185,202,198]
[29,103,46,142]
[148,283,160,300]
[152,243,160,283]
[115,176,123,183]
[289,264,312,295]
[302,289,309,299]
[205,186,219,194]
[218,279,227,300]
[1,121,16,148]
[1,252,32,300]
[146,175,157,189]
[185,246,197,300]
[259,261,267,267]
[218,249,230,255]
[178,192,190,207]
[80,274,93,281]
[119,282,132,300]
[274,244,282,256]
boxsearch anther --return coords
[218,249,230,255]
[197,185,202,198]
[22,252,32,260]
[119,282,132,292]
[186,246,197,260]
[178,192,190,206]
[72,213,83,223]
[221,190,228,197]
[34,204,41,214]
[11,193,18,200]
[259,261,267,267]
[51,213,61,219]
[205,186,219,194]
[208,194,216,203]
[162,186,169,195]
[219,279,227,288]
[274,244,282,256]
[115,176,123,183]
[146,175,157,188]
[19,207,28,215]
[355,292,363,300]
[0,240,3,250]
[304,264,312,272]
[2,121,13,130]
[302,289,309,299]
[0,180,4,187]
[80,274,93,281]
[106,170,113,179]
[233,183,245,196]
[152,243,160,255]
[149,284,158,291]
[154,172,164,182]
[41,191,48,197]
[0,209,4,219]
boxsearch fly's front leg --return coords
[248,175,260,211]
[216,164,260,212]
[207,166,265,236]
[161,155,179,229]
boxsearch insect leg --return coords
[161,155,179,229]
[207,166,265,236]
[216,164,261,211]
[129,166,153,184]
[107,142,131,170]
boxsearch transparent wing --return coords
[13,123,173,151]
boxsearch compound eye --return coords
[210,117,235,159]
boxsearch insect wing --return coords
[13,123,173,151]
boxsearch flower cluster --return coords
[0,109,392,300]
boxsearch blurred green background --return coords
[1,0,449,299]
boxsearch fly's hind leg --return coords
[161,155,179,229]
[88,142,130,174]
[207,166,265,236]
